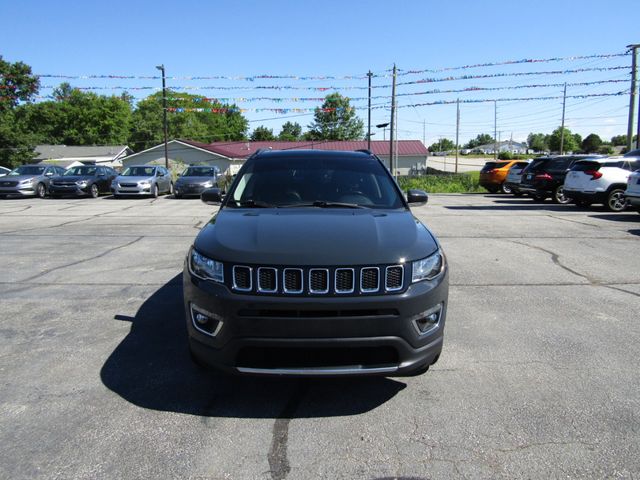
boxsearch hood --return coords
[194,208,438,266]
[54,175,93,182]
[176,176,215,185]
[116,175,154,183]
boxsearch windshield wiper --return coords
[281,200,367,209]
[229,199,276,208]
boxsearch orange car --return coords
[479,160,519,194]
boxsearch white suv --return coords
[563,157,640,212]
[625,168,640,214]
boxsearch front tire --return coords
[36,183,47,199]
[606,188,627,212]
[169,182,174,196]
[501,183,512,194]
[151,184,159,198]
[90,183,99,198]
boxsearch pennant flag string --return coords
[393,52,630,76]
[1,51,627,82]
[160,91,626,114]
[36,65,630,93]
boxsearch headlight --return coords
[139,181,151,186]
[189,248,224,283]
[202,181,213,188]
[76,180,88,187]
[412,249,444,283]
[20,178,34,185]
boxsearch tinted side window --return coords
[547,158,570,171]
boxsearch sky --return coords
[1,0,639,147]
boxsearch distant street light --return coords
[156,64,169,169]
[376,122,390,141]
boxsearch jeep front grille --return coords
[230,264,405,295]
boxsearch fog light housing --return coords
[190,303,224,337]
[411,303,443,336]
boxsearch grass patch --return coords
[398,168,483,193]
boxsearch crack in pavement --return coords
[18,236,144,283]
[603,285,640,299]
[508,240,598,284]
[268,381,308,480]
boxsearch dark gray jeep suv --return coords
[184,149,449,376]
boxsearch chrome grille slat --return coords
[335,268,355,294]
[232,265,253,292]
[385,265,404,292]
[309,269,329,294]
[283,268,303,294]
[257,267,277,293]
[360,267,380,293]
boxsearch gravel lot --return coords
[1,194,639,479]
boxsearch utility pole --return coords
[455,98,460,173]
[560,82,567,155]
[494,100,497,160]
[627,44,640,151]
[156,64,169,169]
[423,120,426,146]
[367,70,373,151]
[389,64,397,176]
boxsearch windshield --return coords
[227,154,404,209]
[182,166,218,177]
[9,166,46,176]
[121,166,156,177]
[64,166,97,176]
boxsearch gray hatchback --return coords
[111,165,173,198]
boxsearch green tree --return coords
[611,134,627,146]
[19,86,132,146]
[429,138,456,152]
[0,55,39,111]
[305,93,364,140]
[548,127,579,153]
[250,125,275,141]
[0,57,40,167]
[128,91,248,151]
[527,132,549,152]
[581,133,602,153]
[464,133,495,149]
[278,121,302,141]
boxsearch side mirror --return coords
[201,187,223,205]
[407,189,428,206]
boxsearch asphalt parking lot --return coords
[1,194,639,479]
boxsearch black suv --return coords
[184,149,449,376]
[518,155,601,203]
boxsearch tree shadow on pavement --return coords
[101,273,406,419]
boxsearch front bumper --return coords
[175,184,208,197]
[49,185,90,196]
[112,185,152,196]
[184,265,449,376]
[0,186,36,196]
